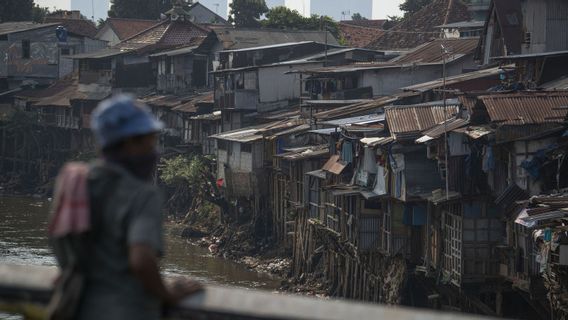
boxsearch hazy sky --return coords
[34,0,404,20]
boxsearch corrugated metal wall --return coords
[546,0,568,52]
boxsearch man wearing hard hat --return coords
[48,95,201,320]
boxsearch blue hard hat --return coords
[91,94,164,148]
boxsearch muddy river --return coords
[0,196,280,318]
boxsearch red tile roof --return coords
[105,18,161,41]
[367,0,471,50]
[44,18,98,38]
[339,22,384,48]
[118,19,209,52]
[340,20,387,29]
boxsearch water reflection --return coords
[0,197,280,318]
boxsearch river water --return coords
[0,197,281,318]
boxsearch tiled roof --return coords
[340,20,387,29]
[44,18,98,38]
[339,22,384,48]
[385,100,460,140]
[118,19,209,52]
[104,18,160,40]
[391,37,479,64]
[480,91,568,125]
[367,0,471,50]
[0,22,56,36]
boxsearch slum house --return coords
[0,22,106,91]
[477,0,568,65]
[410,91,568,317]
[70,9,210,149]
[165,2,227,26]
[296,38,480,103]
[272,112,387,249]
[290,110,413,303]
[212,41,334,128]
[513,191,568,320]
[492,51,568,90]
[1,77,108,186]
[211,120,310,234]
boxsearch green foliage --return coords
[399,0,432,17]
[351,13,367,21]
[262,6,304,29]
[160,155,207,186]
[108,0,191,19]
[262,7,339,39]
[228,0,269,28]
[383,15,403,30]
[0,0,34,22]
[31,5,49,23]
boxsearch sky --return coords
[34,0,404,21]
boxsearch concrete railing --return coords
[0,264,493,320]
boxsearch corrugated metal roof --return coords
[149,45,198,57]
[314,94,415,121]
[480,92,568,125]
[452,126,494,139]
[210,120,307,142]
[416,117,469,143]
[541,77,568,91]
[360,136,394,146]
[190,110,221,121]
[385,100,460,139]
[391,38,479,64]
[322,155,348,175]
[276,145,329,161]
[320,114,385,127]
[402,66,504,92]
[71,48,127,59]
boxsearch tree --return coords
[383,15,403,30]
[228,0,268,28]
[0,0,34,22]
[32,5,50,23]
[108,0,191,19]
[262,7,340,39]
[262,6,305,30]
[351,13,367,21]
[399,0,432,17]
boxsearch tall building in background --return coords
[310,0,385,20]
[71,0,109,21]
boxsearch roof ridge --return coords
[119,19,169,43]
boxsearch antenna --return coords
[341,10,350,21]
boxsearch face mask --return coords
[108,151,159,181]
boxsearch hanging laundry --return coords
[373,165,387,196]
[363,147,377,173]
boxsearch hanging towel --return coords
[49,162,91,237]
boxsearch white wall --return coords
[258,62,321,105]
[97,26,120,47]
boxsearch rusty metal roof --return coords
[391,38,479,64]
[480,91,568,125]
[275,145,329,161]
[385,100,460,139]
[416,117,470,143]
[322,155,348,175]
[402,66,504,93]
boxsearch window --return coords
[61,48,71,56]
[22,40,30,59]
[218,140,227,151]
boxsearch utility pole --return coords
[441,43,449,201]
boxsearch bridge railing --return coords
[0,264,493,320]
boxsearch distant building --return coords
[71,0,109,21]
